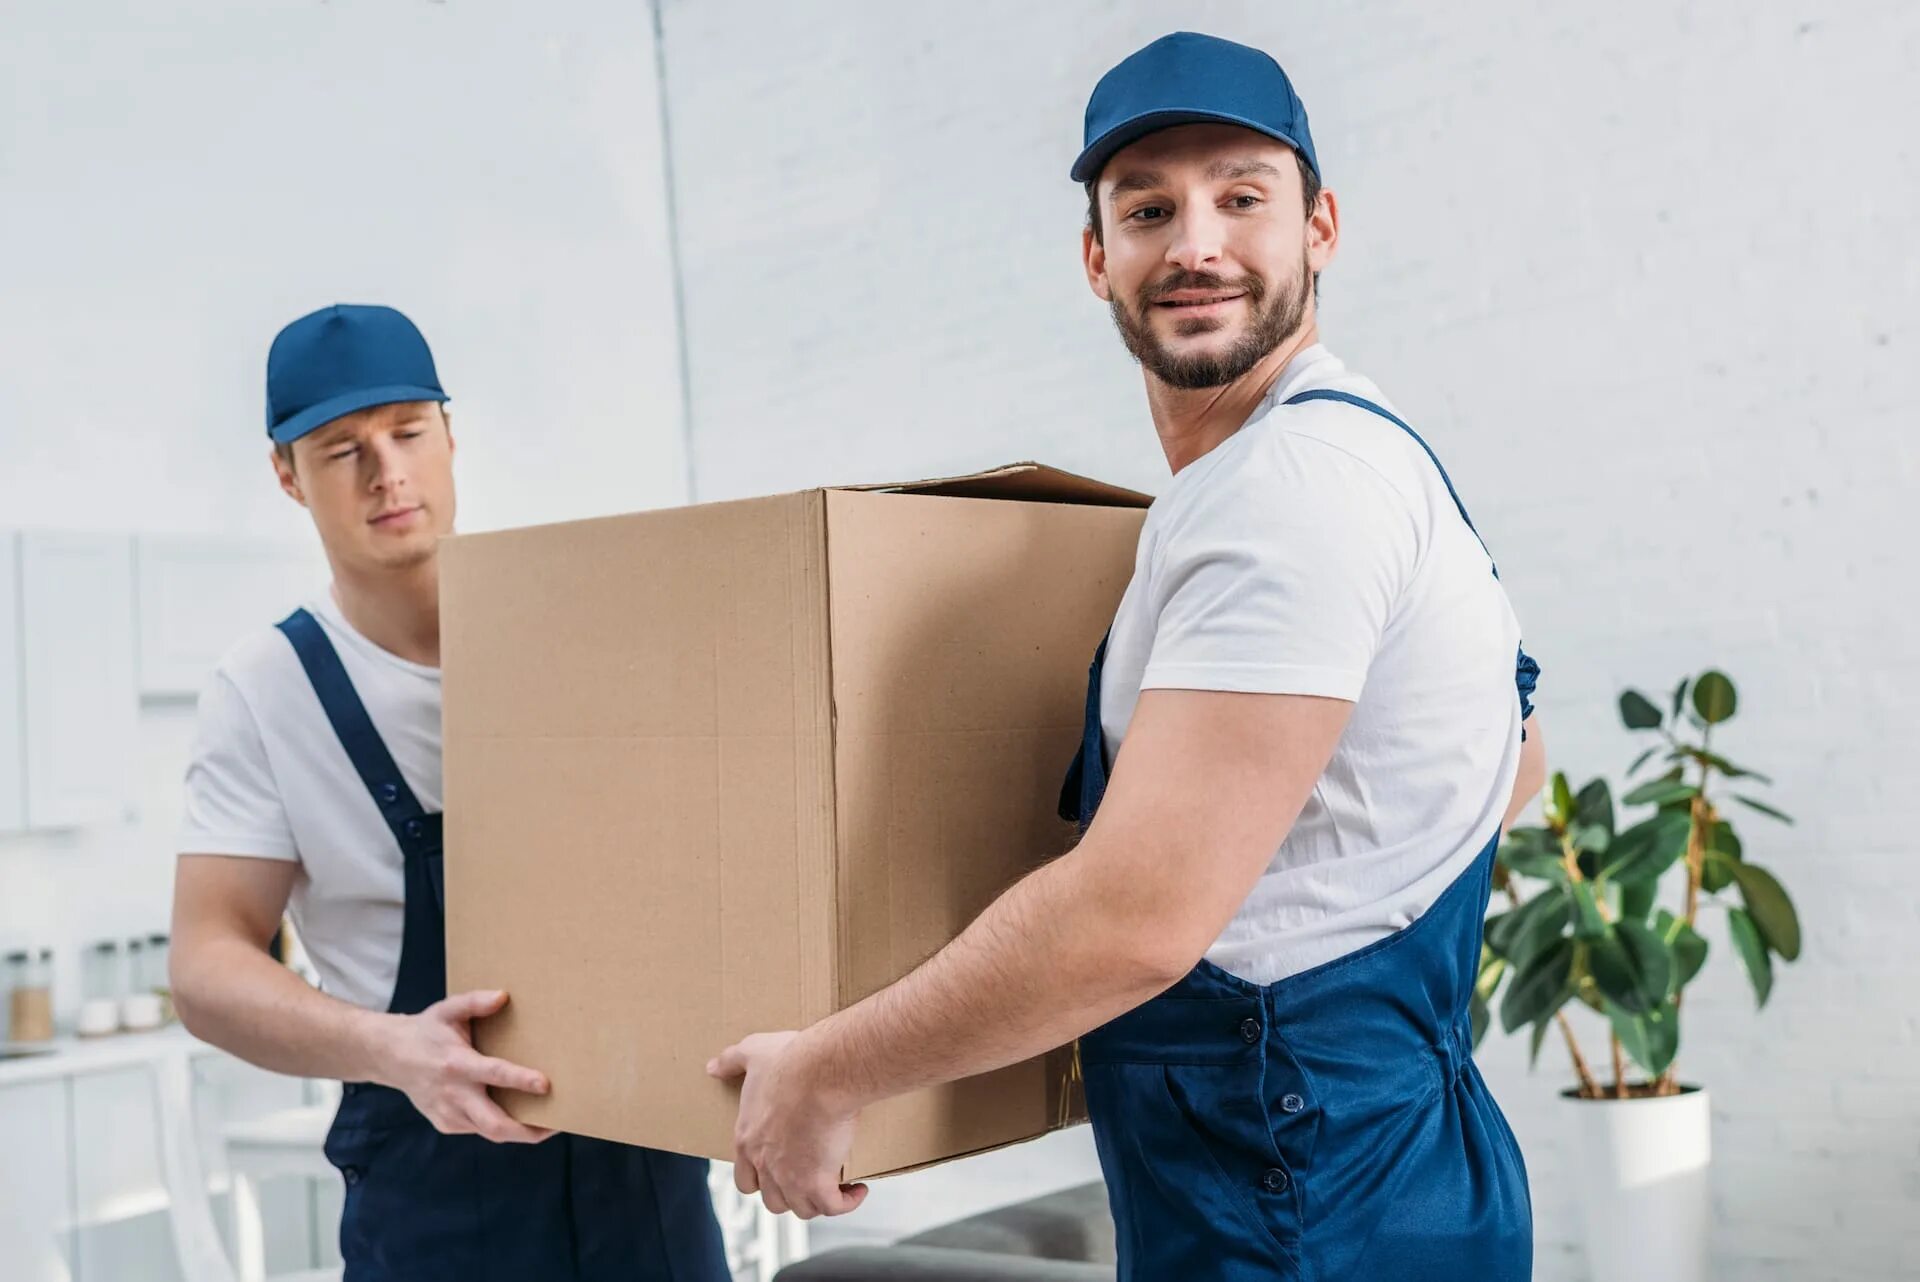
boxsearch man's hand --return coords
[376,989,557,1144]
[708,1031,868,1219]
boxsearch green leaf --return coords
[1701,849,1738,894]
[1600,810,1692,885]
[1692,671,1737,725]
[1727,908,1774,1007]
[1732,794,1795,825]
[1574,779,1615,839]
[1705,821,1743,862]
[1732,864,1802,961]
[1475,949,1507,999]
[1501,937,1576,1033]
[1687,749,1771,783]
[1627,746,1660,776]
[1571,881,1609,939]
[1552,773,1575,826]
[1619,878,1658,924]
[1607,998,1679,1077]
[1498,828,1567,881]
[1622,778,1700,808]
[1528,1017,1552,1068]
[1620,689,1664,730]
[1470,991,1490,1046]
[1669,676,1691,722]
[1489,886,1572,963]
[1588,921,1673,1015]
[1656,909,1709,994]
[1568,823,1612,856]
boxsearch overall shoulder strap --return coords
[276,607,429,844]
[1282,387,1494,571]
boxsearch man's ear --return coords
[1083,225,1113,303]
[272,445,308,508]
[441,405,455,458]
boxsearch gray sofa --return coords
[774,1182,1116,1281]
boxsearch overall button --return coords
[377,782,400,805]
[1260,1167,1291,1194]
[1281,1092,1305,1114]
[1238,1017,1262,1044]
[404,818,423,840]
[342,1082,360,1097]
[343,1166,362,1186]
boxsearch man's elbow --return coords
[168,945,219,1039]
[1108,915,1211,995]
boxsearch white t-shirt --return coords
[178,589,441,1012]
[1100,345,1524,985]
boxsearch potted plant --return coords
[1472,670,1802,1282]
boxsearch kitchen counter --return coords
[0,1023,216,1088]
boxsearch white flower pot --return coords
[1562,1085,1711,1282]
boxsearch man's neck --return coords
[329,558,442,668]
[1145,322,1320,475]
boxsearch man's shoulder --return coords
[203,607,313,710]
[1258,374,1446,506]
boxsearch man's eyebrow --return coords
[1107,158,1287,204]
[1107,169,1168,201]
[1206,158,1287,182]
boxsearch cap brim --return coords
[1070,109,1310,183]
[268,384,449,444]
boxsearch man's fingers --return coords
[461,1052,549,1096]
[757,1169,792,1217]
[732,1158,760,1196]
[820,1182,869,1217]
[792,1178,866,1220]
[464,1095,553,1145]
[435,989,509,1023]
[707,1043,748,1080]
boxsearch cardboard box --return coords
[442,464,1151,1179]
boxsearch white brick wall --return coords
[657,1,1920,1276]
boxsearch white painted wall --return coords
[0,0,688,1023]
[656,1,1918,1277]
[2,2,1914,1277]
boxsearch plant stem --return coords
[1558,1011,1600,1098]
[1661,730,1716,1097]
[1611,1033,1627,1098]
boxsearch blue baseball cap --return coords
[1071,32,1320,185]
[265,304,449,444]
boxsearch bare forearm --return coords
[1504,713,1546,831]
[172,938,395,1084]
[796,845,1181,1111]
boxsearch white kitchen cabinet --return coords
[0,1079,78,1282]
[136,535,322,698]
[16,531,139,829]
[0,534,24,830]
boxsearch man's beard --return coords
[1109,255,1312,390]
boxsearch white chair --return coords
[151,1047,341,1282]
[221,1100,339,1282]
[157,1047,805,1282]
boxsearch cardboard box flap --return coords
[840,462,1153,510]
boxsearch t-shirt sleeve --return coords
[1140,439,1420,702]
[177,670,300,861]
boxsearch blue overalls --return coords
[1060,391,1537,1281]
[277,608,730,1282]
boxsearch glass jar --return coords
[3,950,27,1042]
[9,948,55,1044]
[79,941,123,1037]
[121,938,165,1031]
[146,934,174,1024]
